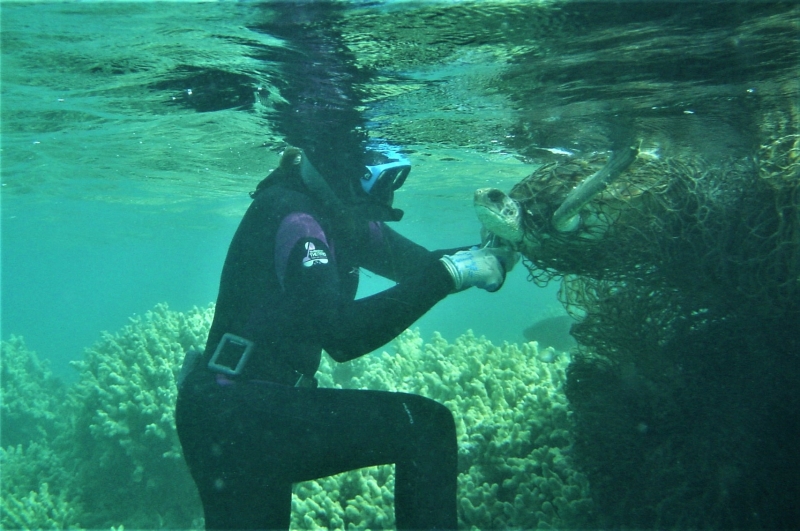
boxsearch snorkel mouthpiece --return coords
[293,145,408,223]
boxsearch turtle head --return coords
[474,188,525,244]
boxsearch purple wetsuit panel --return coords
[275,212,331,290]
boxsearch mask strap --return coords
[299,149,404,222]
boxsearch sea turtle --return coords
[474,145,639,251]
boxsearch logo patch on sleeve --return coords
[302,241,329,267]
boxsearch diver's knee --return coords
[433,401,456,434]
[411,395,455,436]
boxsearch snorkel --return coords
[252,145,410,223]
[298,149,350,217]
[298,146,409,222]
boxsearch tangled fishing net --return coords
[512,121,798,528]
[515,137,798,318]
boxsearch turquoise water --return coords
[1,2,798,529]
[4,1,793,380]
[1,2,571,379]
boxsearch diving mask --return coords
[360,153,411,198]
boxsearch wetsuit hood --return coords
[299,149,405,222]
[253,147,404,222]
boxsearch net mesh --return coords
[515,136,799,318]
[511,122,799,527]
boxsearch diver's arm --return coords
[319,261,454,362]
[279,231,454,362]
[359,222,468,283]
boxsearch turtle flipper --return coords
[551,144,639,232]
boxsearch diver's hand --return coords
[488,240,520,273]
[480,229,520,273]
[440,247,507,292]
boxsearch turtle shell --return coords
[508,155,610,234]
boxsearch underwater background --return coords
[1,1,798,530]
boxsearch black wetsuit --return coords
[176,179,459,530]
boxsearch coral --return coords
[0,339,84,529]
[0,336,68,448]
[2,305,589,530]
[0,442,83,530]
[1,481,81,530]
[298,329,591,530]
[292,465,395,530]
[66,303,211,529]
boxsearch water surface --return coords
[2,1,796,378]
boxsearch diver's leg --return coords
[391,394,458,530]
[196,468,292,531]
[176,378,294,530]
[270,387,458,530]
[178,380,457,530]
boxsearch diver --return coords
[175,144,516,530]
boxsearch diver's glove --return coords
[440,247,507,292]
[480,229,520,273]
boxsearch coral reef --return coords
[67,303,211,529]
[0,336,68,448]
[297,329,591,530]
[0,442,82,530]
[1,480,80,530]
[0,338,80,529]
[1,305,212,530]
[2,305,590,530]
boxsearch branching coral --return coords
[3,306,589,530]
[0,338,82,529]
[66,303,212,529]
[0,442,83,530]
[297,329,591,530]
[0,336,68,448]
[292,466,396,530]
[1,480,81,530]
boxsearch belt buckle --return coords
[207,334,254,376]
